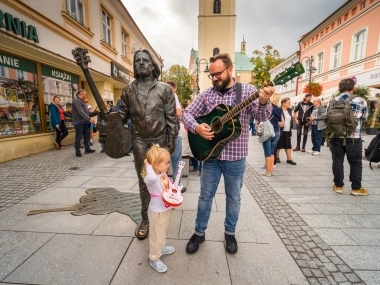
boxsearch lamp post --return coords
[195,58,209,95]
[301,55,317,82]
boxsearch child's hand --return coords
[144,159,148,165]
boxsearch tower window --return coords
[213,0,221,14]
[213,48,220,56]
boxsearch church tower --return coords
[198,0,236,91]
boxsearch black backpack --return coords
[324,95,357,145]
[365,131,380,170]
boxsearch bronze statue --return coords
[118,50,177,239]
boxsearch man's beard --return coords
[213,74,232,91]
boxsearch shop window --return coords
[213,0,221,14]
[121,30,130,59]
[353,30,366,61]
[0,52,41,136]
[332,43,342,69]
[66,0,85,24]
[101,9,112,45]
[317,52,324,74]
[213,47,220,56]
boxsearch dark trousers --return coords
[132,135,167,221]
[311,125,323,152]
[296,122,310,148]
[55,120,68,147]
[74,124,90,153]
[330,138,362,190]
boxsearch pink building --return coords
[296,0,380,105]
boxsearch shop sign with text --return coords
[0,9,39,43]
[111,61,130,84]
[0,50,36,73]
[41,65,79,84]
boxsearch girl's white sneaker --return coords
[150,259,167,273]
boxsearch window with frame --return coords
[0,66,6,77]
[101,10,112,45]
[321,31,324,37]
[352,7,357,16]
[66,0,84,24]
[304,59,310,71]
[317,53,324,74]
[338,18,342,25]
[344,13,348,20]
[213,0,221,14]
[354,30,366,60]
[361,1,366,9]
[121,30,130,58]
[332,43,341,68]
[331,23,335,30]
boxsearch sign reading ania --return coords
[0,9,39,43]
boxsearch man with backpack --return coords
[325,78,368,196]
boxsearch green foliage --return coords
[250,45,285,89]
[161,64,193,104]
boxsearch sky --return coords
[121,0,348,69]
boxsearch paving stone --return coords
[299,214,363,228]
[332,246,380,270]
[355,270,380,285]
[332,272,347,282]
[342,228,380,245]
[314,229,358,245]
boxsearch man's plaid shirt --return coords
[327,93,368,139]
[182,81,272,161]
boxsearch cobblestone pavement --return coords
[245,164,365,285]
[0,144,106,212]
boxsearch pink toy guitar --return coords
[162,161,185,207]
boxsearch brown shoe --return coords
[136,219,149,239]
[301,148,306,152]
[332,184,343,194]
[54,141,60,150]
[293,146,300,151]
[351,188,369,196]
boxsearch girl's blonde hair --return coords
[141,144,170,178]
[270,93,281,106]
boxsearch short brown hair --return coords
[281,97,290,105]
[339,78,355,93]
[209,53,233,67]
[166,80,176,89]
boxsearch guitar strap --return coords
[236,82,242,105]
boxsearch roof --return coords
[234,52,253,71]
[190,49,253,71]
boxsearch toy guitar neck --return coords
[173,161,185,187]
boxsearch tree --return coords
[250,45,285,89]
[161,64,193,104]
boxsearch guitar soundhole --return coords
[212,119,223,133]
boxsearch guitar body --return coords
[96,112,132,159]
[188,104,241,161]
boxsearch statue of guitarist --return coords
[118,50,177,239]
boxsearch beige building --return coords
[0,0,162,162]
[190,0,253,95]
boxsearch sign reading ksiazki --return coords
[111,61,130,84]
[0,9,39,43]
[41,65,79,84]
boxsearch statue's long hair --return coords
[133,49,161,80]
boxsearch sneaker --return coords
[85,149,95,154]
[276,158,280,163]
[161,246,175,255]
[293,146,300,151]
[260,171,272,177]
[225,233,238,254]
[89,140,93,146]
[76,153,82,157]
[301,148,306,152]
[261,165,266,169]
[150,259,167,273]
[186,233,205,254]
[332,184,343,194]
[312,152,320,156]
[286,160,297,165]
[351,188,369,196]
[273,165,277,170]
[307,150,315,154]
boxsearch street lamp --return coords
[301,55,317,82]
[195,58,209,94]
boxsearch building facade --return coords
[297,0,380,105]
[0,0,162,162]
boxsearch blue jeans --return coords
[262,131,280,157]
[171,136,182,184]
[195,158,246,234]
[311,125,323,152]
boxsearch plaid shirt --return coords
[182,81,272,161]
[327,93,368,139]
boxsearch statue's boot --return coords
[136,218,149,239]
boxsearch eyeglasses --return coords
[208,66,231,80]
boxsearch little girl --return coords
[141,144,175,273]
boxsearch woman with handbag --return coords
[276,97,296,165]
[260,93,282,176]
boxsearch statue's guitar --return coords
[188,62,305,161]
[72,47,132,158]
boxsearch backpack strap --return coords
[235,82,242,104]
[344,94,357,102]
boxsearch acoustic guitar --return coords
[188,62,305,161]
[72,47,132,158]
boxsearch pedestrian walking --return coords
[142,145,176,273]
[49,96,71,150]
[307,98,326,156]
[182,53,274,255]
[96,96,116,153]
[293,93,314,152]
[249,117,256,136]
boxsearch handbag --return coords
[257,117,275,143]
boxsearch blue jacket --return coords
[49,103,71,127]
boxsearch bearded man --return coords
[182,53,274,255]
[118,50,177,239]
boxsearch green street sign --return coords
[41,65,79,84]
[0,50,37,73]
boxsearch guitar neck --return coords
[219,81,273,124]
[81,68,109,120]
